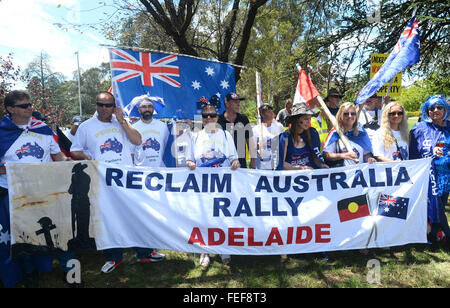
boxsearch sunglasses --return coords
[388,111,404,116]
[96,102,115,108]
[429,105,444,112]
[14,103,32,109]
[202,113,218,119]
[343,112,357,117]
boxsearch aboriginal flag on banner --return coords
[337,194,371,222]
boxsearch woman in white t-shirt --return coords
[252,104,285,170]
[372,102,409,161]
[186,102,239,267]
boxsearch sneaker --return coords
[137,252,165,263]
[220,254,231,265]
[199,253,210,267]
[101,261,123,273]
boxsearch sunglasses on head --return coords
[96,102,115,108]
[429,105,444,112]
[343,112,357,117]
[14,103,32,109]
[202,113,218,119]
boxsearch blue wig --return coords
[420,95,449,123]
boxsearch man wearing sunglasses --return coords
[0,90,71,287]
[70,91,141,163]
[70,91,143,273]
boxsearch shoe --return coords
[199,253,210,267]
[101,261,123,273]
[220,254,231,265]
[137,251,165,263]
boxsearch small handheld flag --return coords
[293,65,321,106]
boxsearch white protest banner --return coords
[8,159,430,254]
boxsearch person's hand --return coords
[320,163,330,169]
[230,159,240,170]
[367,157,377,164]
[186,160,196,170]
[342,151,358,161]
[433,146,443,157]
[114,106,125,123]
[299,165,313,170]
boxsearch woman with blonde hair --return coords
[372,102,409,161]
[323,102,376,166]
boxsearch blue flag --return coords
[109,48,236,119]
[377,194,409,220]
[355,17,420,105]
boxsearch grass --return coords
[29,243,449,288]
[408,117,418,130]
[19,204,450,288]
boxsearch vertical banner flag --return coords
[355,16,420,104]
[109,48,237,119]
[293,65,321,106]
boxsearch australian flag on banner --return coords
[108,48,236,119]
[355,16,420,105]
[377,193,409,220]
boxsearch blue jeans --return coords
[103,248,154,262]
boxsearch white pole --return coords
[75,51,82,116]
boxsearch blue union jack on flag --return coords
[109,48,236,119]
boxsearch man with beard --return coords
[132,96,169,168]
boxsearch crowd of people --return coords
[0,88,448,288]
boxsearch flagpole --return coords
[255,71,264,164]
[296,64,359,163]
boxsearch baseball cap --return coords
[72,115,83,126]
[226,93,245,101]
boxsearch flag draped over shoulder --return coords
[0,115,55,158]
[322,127,373,153]
[293,67,320,106]
[108,48,237,119]
[355,17,420,105]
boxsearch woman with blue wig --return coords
[409,95,450,248]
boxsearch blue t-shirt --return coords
[285,135,314,168]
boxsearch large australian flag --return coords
[109,48,236,119]
[355,16,420,105]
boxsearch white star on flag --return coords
[220,80,229,89]
[192,80,201,90]
[0,231,10,245]
[205,67,215,76]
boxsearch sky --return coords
[0,0,116,85]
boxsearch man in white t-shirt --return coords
[0,90,72,287]
[132,97,169,167]
[252,104,285,169]
[70,91,144,273]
